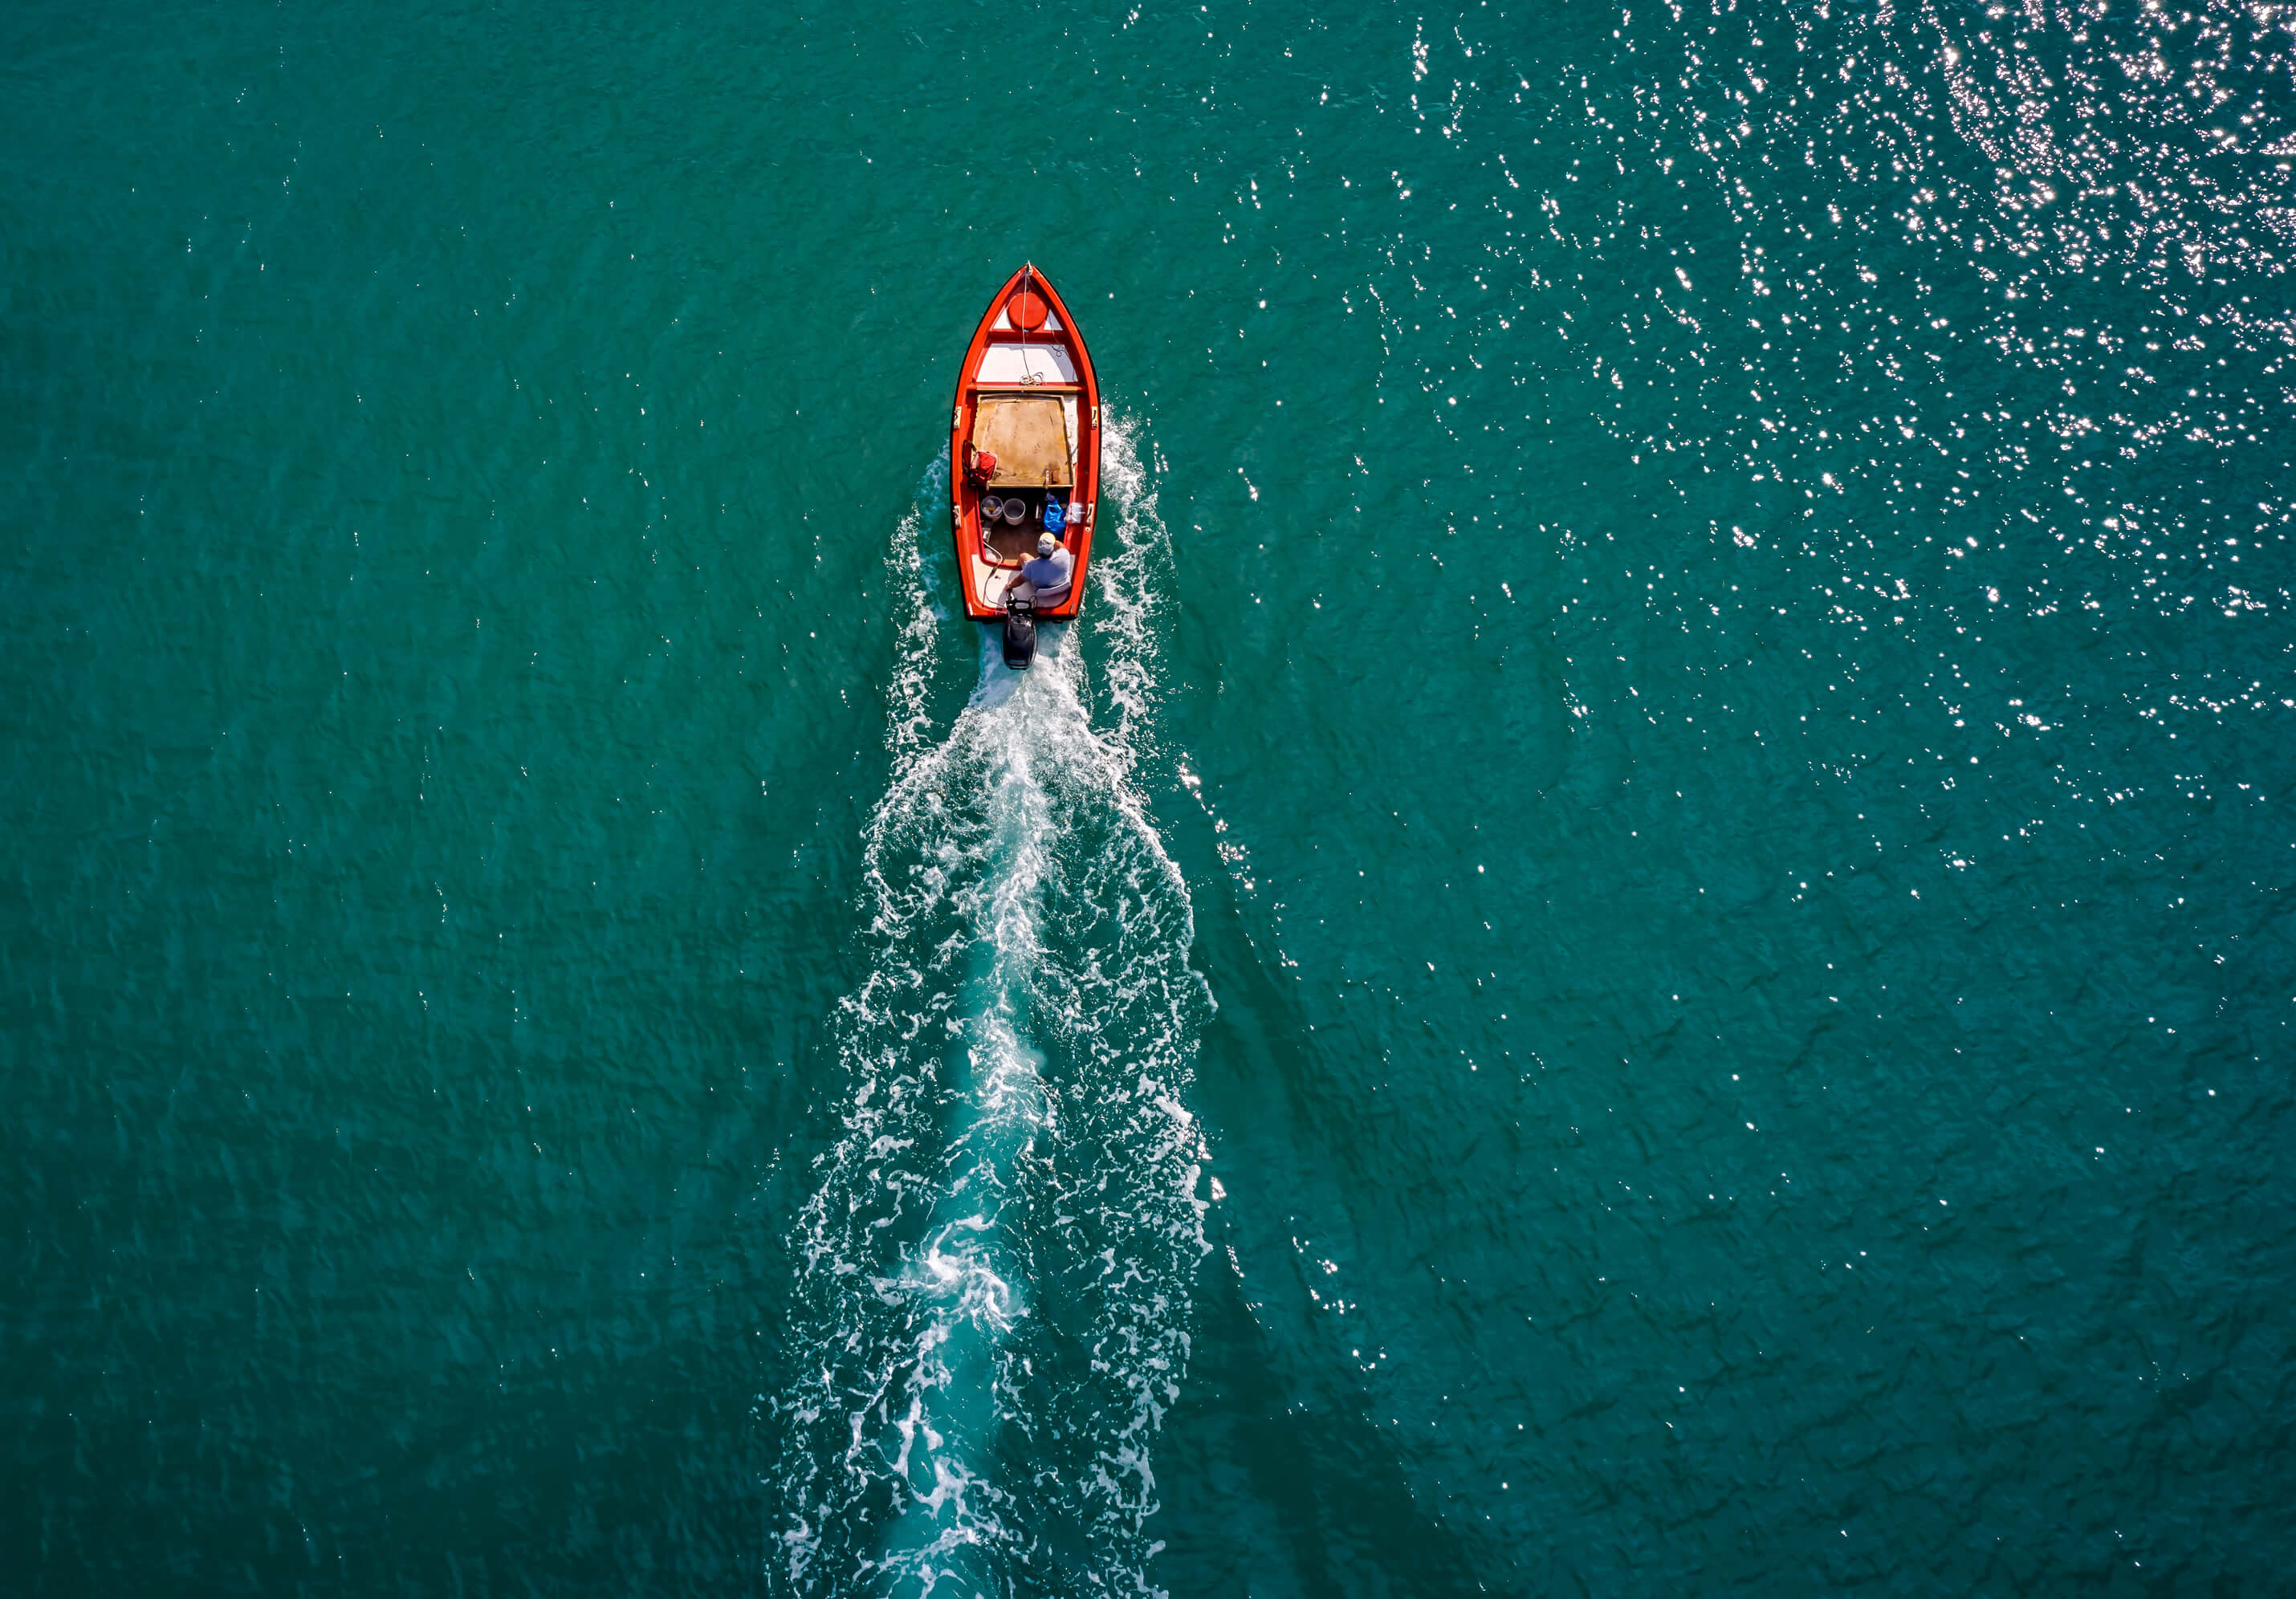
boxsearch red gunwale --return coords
[949,265,1101,621]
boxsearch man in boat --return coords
[1019,531,1073,607]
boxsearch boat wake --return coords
[768,428,1210,1597]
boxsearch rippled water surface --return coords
[6,0,2294,1592]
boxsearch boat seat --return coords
[971,396,1073,489]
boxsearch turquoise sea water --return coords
[6,0,2295,1592]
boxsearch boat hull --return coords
[949,266,1101,622]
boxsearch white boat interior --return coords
[975,343,1079,385]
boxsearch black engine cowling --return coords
[1001,581,1037,670]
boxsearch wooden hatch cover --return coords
[971,396,1073,488]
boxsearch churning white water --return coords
[770,426,1211,1598]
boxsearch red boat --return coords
[950,266,1101,666]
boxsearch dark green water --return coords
[7,0,2294,1592]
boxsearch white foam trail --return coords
[771,423,1209,1598]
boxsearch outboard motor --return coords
[1001,580,1038,670]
